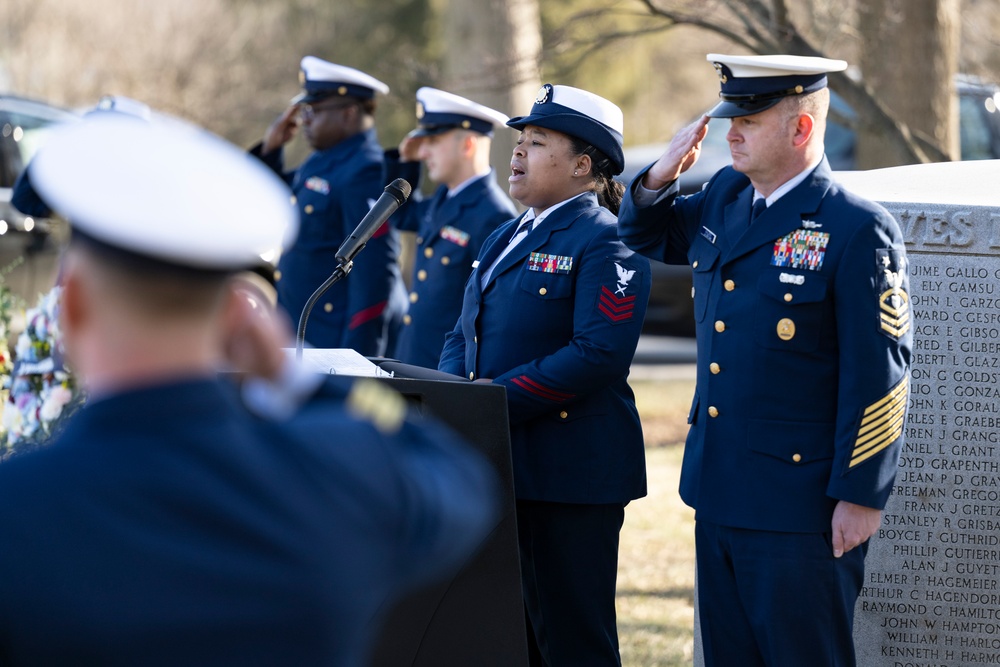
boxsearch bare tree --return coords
[441,0,543,185]
[857,0,960,167]
[549,0,966,166]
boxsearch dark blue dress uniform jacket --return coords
[393,172,516,368]
[439,192,650,504]
[618,159,913,533]
[252,129,406,355]
[0,377,497,666]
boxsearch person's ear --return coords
[573,153,592,177]
[792,113,815,147]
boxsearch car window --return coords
[2,111,58,170]
[959,92,999,160]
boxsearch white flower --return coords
[39,385,73,423]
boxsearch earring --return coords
[573,170,579,176]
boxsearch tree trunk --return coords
[856,0,960,167]
[442,0,542,194]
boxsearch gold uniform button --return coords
[323,303,333,313]
[691,287,696,298]
[708,406,719,418]
[539,287,547,296]
[777,318,796,340]
[714,320,726,333]
[784,293,793,302]
[273,270,282,282]
[724,279,736,291]
[409,292,419,303]
[792,453,802,463]
[559,411,569,419]
[290,195,297,205]
[692,260,699,269]
[469,372,475,380]
[441,256,451,265]
[424,247,434,258]
[417,270,428,281]
[304,204,314,214]
[474,336,478,344]
[709,362,721,374]
[403,314,412,325]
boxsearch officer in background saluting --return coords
[251,56,406,355]
[387,87,516,369]
[618,54,913,666]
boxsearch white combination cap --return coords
[411,87,509,137]
[705,53,848,118]
[30,113,297,271]
[507,84,625,174]
[294,56,389,103]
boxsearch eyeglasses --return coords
[299,100,357,120]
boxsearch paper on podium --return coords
[284,348,393,377]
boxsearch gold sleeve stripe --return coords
[851,377,908,468]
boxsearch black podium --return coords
[368,370,529,667]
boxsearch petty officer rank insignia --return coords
[528,252,573,274]
[598,259,640,324]
[772,229,829,270]
[876,248,910,340]
[439,225,470,247]
[304,176,331,195]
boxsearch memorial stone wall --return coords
[854,201,1000,667]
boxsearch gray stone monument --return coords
[838,160,1000,666]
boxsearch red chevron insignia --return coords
[510,375,575,402]
[599,286,635,322]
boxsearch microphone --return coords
[295,177,411,359]
[335,178,411,265]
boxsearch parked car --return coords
[623,77,1000,337]
[0,95,78,303]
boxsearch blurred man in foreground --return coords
[0,112,497,666]
[386,87,516,368]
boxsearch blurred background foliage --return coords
[0,0,998,167]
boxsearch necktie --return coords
[511,217,533,242]
[751,197,767,222]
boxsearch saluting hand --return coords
[262,105,301,155]
[642,115,710,191]
[398,134,424,163]
[831,500,881,558]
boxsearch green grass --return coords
[618,378,697,667]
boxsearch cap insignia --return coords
[535,84,552,105]
[299,70,306,85]
[416,101,424,119]
[713,63,727,83]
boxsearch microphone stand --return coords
[295,260,352,361]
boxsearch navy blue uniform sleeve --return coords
[438,313,467,376]
[493,226,651,425]
[827,207,913,510]
[618,163,701,265]
[382,149,424,233]
[10,168,52,218]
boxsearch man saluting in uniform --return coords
[252,56,406,355]
[618,54,912,666]
[387,87,516,368]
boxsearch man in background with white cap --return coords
[0,112,497,666]
[386,87,516,369]
[251,56,406,356]
[618,54,912,666]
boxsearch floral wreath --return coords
[0,285,84,460]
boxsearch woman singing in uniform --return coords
[439,84,650,665]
